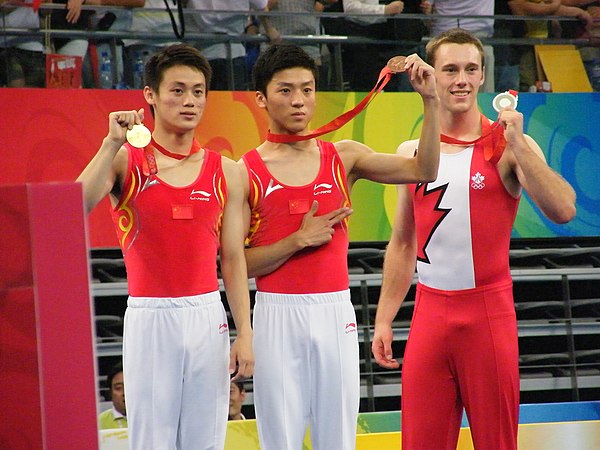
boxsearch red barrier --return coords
[0,182,98,449]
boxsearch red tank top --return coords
[410,139,518,290]
[243,140,351,294]
[111,143,226,297]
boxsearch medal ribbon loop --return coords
[440,114,507,165]
[266,64,396,143]
[440,90,518,164]
[141,139,202,177]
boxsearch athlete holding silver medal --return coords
[492,89,518,112]
[373,29,576,450]
[77,44,253,450]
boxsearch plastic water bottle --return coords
[99,51,113,89]
[590,59,600,92]
[132,52,144,90]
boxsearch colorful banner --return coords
[0,89,597,247]
[97,415,600,450]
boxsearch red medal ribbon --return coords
[440,114,506,165]
[141,138,202,176]
[151,138,202,160]
[266,64,396,143]
[441,89,516,163]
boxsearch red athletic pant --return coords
[401,279,519,450]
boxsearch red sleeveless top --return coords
[111,143,226,297]
[243,140,351,294]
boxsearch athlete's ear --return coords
[143,86,156,106]
[255,90,267,109]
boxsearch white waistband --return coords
[255,289,350,305]
[127,290,221,308]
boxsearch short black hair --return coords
[144,43,212,97]
[105,361,123,400]
[252,43,318,95]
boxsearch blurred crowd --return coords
[1,0,599,91]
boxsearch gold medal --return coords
[126,124,152,148]
[386,56,407,73]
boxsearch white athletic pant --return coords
[123,292,230,450]
[253,290,360,450]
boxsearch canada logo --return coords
[345,322,357,334]
[471,172,485,190]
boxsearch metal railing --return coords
[2,5,597,90]
[93,259,600,409]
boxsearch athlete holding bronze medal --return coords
[373,29,576,450]
[77,44,253,450]
[239,43,440,450]
[387,55,408,74]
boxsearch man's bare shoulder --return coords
[397,139,420,157]
[112,145,130,178]
[220,155,245,178]
[220,154,237,167]
[333,139,372,155]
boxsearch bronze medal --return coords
[387,56,407,73]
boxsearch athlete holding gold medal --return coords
[77,44,253,450]
[125,123,152,148]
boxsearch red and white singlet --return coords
[411,139,519,290]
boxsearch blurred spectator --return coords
[330,0,426,91]
[187,0,279,90]
[509,0,592,91]
[49,0,94,66]
[509,0,560,91]
[98,362,127,429]
[494,0,525,91]
[86,0,144,89]
[122,0,179,89]
[556,0,595,38]
[244,15,261,81]
[228,381,247,421]
[262,0,326,87]
[319,0,346,89]
[0,0,45,87]
[562,0,600,90]
[48,0,145,88]
[585,1,600,36]
[421,0,495,92]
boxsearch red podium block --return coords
[0,183,98,449]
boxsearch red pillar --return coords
[0,182,98,449]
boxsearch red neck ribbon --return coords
[266,64,395,143]
[151,138,202,160]
[440,114,506,164]
[141,139,202,176]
